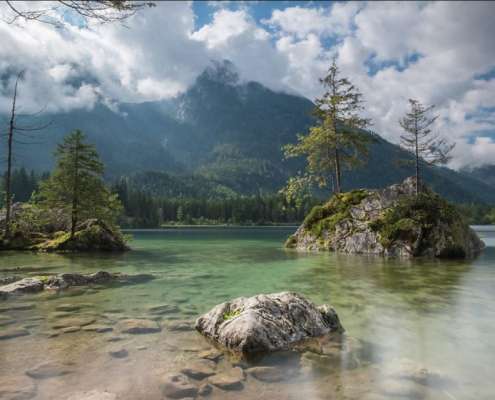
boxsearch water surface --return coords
[1,226,494,399]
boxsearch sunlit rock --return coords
[195,292,343,356]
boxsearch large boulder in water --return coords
[195,292,343,357]
[286,177,484,258]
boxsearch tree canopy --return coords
[37,130,122,237]
[283,59,372,197]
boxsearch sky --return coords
[1,1,494,169]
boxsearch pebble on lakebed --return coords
[195,291,343,357]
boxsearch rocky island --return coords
[0,203,128,252]
[286,177,484,258]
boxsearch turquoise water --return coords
[0,227,494,399]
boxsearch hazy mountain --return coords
[5,61,495,204]
[462,165,495,189]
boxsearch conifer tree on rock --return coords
[38,130,122,238]
[399,99,455,195]
[284,59,371,196]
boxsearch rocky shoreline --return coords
[0,271,155,299]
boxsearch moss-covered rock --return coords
[0,204,128,252]
[35,219,128,252]
[287,177,484,258]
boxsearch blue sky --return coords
[0,1,494,167]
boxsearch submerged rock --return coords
[160,373,198,399]
[0,271,155,299]
[195,292,343,356]
[0,328,30,340]
[0,278,44,299]
[286,177,484,258]
[208,367,245,391]
[180,359,216,380]
[116,318,161,334]
[25,362,74,379]
[0,374,37,400]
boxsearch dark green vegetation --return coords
[4,62,495,205]
[284,59,371,194]
[0,132,127,252]
[368,193,464,250]
[301,190,369,237]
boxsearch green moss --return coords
[369,192,465,250]
[303,189,369,238]
[223,309,241,321]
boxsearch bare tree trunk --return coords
[334,147,341,193]
[414,120,420,196]
[70,142,79,239]
[4,76,19,238]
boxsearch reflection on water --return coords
[0,227,494,399]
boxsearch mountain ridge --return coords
[3,61,495,204]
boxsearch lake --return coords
[1,226,494,400]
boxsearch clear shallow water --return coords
[0,226,494,400]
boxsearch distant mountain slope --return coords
[4,61,495,204]
[461,165,495,189]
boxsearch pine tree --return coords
[284,59,371,195]
[399,99,455,195]
[38,130,122,238]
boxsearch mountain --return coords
[5,60,495,204]
[462,165,495,189]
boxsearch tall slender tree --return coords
[399,99,455,195]
[284,59,371,195]
[38,130,122,238]
[3,72,50,238]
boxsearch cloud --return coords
[0,1,494,168]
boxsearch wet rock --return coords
[0,276,22,285]
[196,292,343,356]
[198,349,223,362]
[82,324,113,333]
[180,359,216,380]
[66,390,117,400]
[52,316,96,329]
[161,373,198,399]
[107,336,124,342]
[198,383,212,396]
[116,318,161,334]
[109,348,128,359]
[167,321,193,332]
[0,328,30,340]
[26,362,74,379]
[55,304,82,312]
[246,366,288,382]
[61,326,81,334]
[0,278,44,298]
[9,303,36,311]
[0,374,37,400]
[0,315,16,326]
[148,304,180,315]
[208,367,244,391]
[49,311,74,319]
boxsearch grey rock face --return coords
[288,177,485,258]
[0,278,44,299]
[195,292,343,356]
